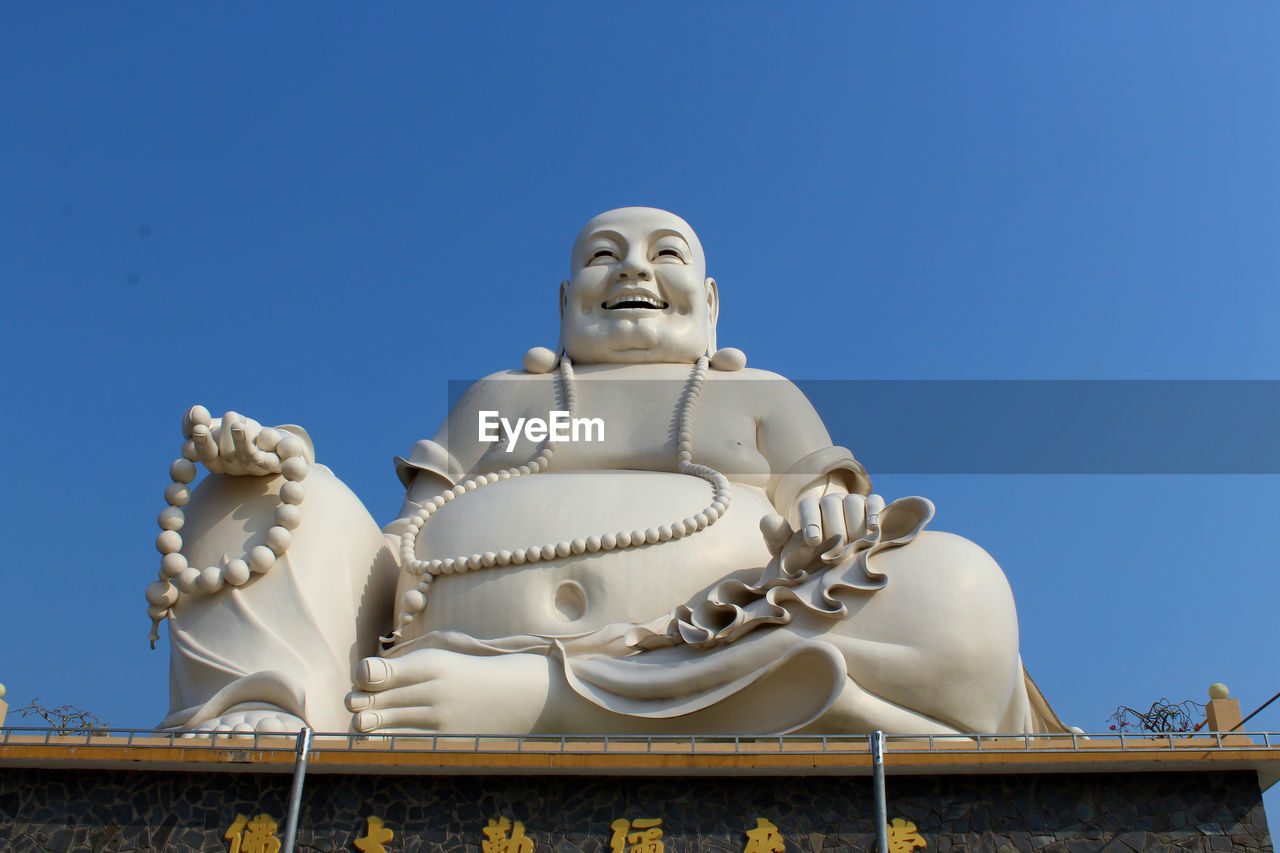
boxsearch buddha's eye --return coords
[588,248,617,265]
[654,247,684,262]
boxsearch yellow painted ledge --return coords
[1,734,1277,787]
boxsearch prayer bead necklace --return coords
[144,407,309,647]
[393,355,731,634]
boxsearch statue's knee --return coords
[853,531,1020,675]
[884,531,1017,610]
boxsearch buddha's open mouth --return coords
[602,293,669,310]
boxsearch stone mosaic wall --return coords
[0,767,1271,852]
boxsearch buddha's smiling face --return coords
[561,207,718,364]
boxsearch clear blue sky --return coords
[2,0,1277,807]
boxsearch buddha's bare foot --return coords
[189,706,307,735]
[348,649,552,733]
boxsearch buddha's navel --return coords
[553,580,587,622]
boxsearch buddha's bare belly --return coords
[396,471,776,642]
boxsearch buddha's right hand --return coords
[182,405,314,477]
[760,493,888,574]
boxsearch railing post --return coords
[280,727,312,853]
[871,731,889,853]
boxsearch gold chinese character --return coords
[355,815,395,853]
[225,813,281,853]
[481,817,534,853]
[226,815,248,853]
[743,817,785,853]
[886,818,926,853]
[610,818,663,853]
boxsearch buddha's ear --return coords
[704,277,719,355]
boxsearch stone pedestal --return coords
[1209,698,1246,733]
[0,734,1275,852]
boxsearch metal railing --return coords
[1,726,1276,756]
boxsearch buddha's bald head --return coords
[560,207,718,364]
[570,208,707,277]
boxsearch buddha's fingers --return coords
[192,424,222,470]
[819,494,847,546]
[218,412,243,459]
[842,494,868,542]
[229,421,254,468]
[230,421,273,474]
[798,498,823,545]
[759,514,792,555]
[182,405,212,439]
[865,493,885,526]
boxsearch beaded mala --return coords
[144,406,309,647]
[143,356,736,645]
[393,355,731,634]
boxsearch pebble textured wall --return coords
[0,767,1272,852]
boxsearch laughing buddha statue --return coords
[146,207,1065,736]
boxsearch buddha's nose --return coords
[616,256,652,280]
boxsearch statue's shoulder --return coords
[472,368,552,384]
[453,369,555,409]
[717,366,793,383]
[707,366,825,432]
[464,368,555,389]
[710,366,808,399]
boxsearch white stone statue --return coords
[146,207,1065,736]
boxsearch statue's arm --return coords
[732,374,880,559]
[752,377,870,518]
[382,439,461,541]
[381,372,534,540]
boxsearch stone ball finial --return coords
[709,347,747,372]
[523,347,559,374]
[1209,682,1230,700]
